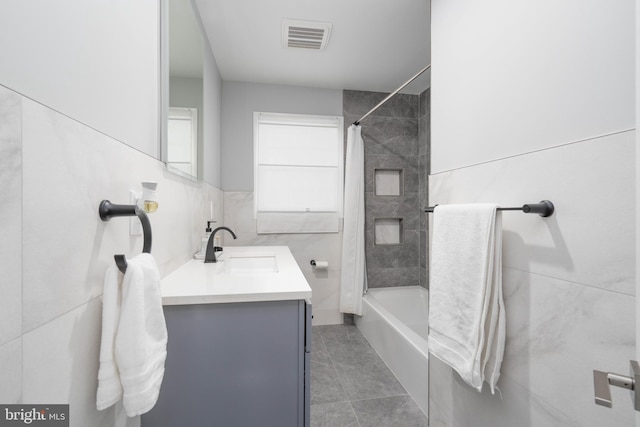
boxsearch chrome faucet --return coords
[204,226,237,263]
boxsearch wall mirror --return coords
[161,0,204,179]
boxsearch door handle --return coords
[593,360,640,411]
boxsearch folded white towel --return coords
[116,253,167,417]
[96,254,168,417]
[96,266,124,410]
[428,204,505,393]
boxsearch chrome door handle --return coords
[593,360,640,411]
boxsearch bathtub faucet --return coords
[204,227,237,263]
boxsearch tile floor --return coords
[311,324,428,427]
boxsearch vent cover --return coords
[282,19,332,50]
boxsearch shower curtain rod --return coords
[353,64,431,126]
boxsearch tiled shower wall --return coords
[343,89,430,289]
[418,89,430,287]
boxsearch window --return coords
[254,112,344,234]
[167,107,198,177]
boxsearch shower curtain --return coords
[340,124,367,315]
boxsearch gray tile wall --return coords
[418,89,430,287]
[343,89,430,289]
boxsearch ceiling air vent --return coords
[282,19,332,50]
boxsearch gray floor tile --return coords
[311,331,348,405]
[311,355,348,404]
[314,324,368,344]
[311,325,426,426]
[316,325,406,401]
[351,395,428,427]
[333,358,406,401]
[311,402,360,427]
[317,325,383,365]
[312,332,331,364]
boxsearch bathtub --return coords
[354,286,429,417]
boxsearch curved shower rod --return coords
[353,64,431,126]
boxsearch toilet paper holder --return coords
[310,260,328,268]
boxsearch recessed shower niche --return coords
[374,169,403,197]
[373,170,405,245]
[374,218,403,245]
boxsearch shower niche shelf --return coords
[375,218,403,245]
[374,169,403,197]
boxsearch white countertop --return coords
[161,246,312,305]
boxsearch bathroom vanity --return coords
[142,246,312,427]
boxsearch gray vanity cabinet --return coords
[142,299,312,427]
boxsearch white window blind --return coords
[254,112,344,234]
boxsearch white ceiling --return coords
[192,0,431,95]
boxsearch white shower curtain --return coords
[340,124,367,315]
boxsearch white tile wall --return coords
[431,0,634,174]
[0,86,21,346]
[22,299,109,425]
[430,2,636,423]
[2,85,224,426]
[224,191,343,325]
[428,357,582,427]
[501,268,634,426]
[430,131,635,296]
[21,97,224,332]
[0,338,21,403]
[22,98,113,332]
[428,133,636,425]
[0,0,160,157]
[429,267,635,426]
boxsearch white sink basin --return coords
[160,246,312,305]
[222,253,279,274]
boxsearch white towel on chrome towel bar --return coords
[428,204,505,393]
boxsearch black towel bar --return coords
[424,200,554,217]
[99,200,152,273]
